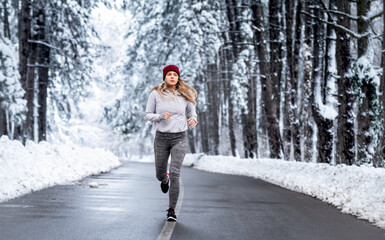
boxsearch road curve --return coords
[0,162,383,240]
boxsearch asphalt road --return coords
[0,162,384,240]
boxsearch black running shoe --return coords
[161,173,169,193]
[167,208,177,221]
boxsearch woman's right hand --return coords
[164,112,171,120]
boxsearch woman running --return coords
[145,64,198,221]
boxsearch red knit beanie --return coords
[163,65,180,80]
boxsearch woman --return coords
[145,64,198,221]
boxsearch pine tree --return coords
[252,1,283,159]
[283,0,300,161]
[380,0,385,167]
[310,0,334,164]
[268,0,283,119]
[355,0,381,165]
[20,0,100,141]
[0,37,26,139]
[335,0,355,165]
[18,0,31,141]
[0,0,26,138]
[301,0,314,162]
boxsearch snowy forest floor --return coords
[0,136,121,203]
[132,153,385,230]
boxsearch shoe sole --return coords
[161,181,169,193]
[161,177,169,193]
[167,216,177,222]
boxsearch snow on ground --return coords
[130,153,385,229]
[0,135,121,203]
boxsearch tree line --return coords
[2,0,383,167]
[0,0,102,143]
[107,0,385,167]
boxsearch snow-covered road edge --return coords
[124,153,385,229]
[0,136,121,203]
[182,154,385,229]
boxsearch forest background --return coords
[1,0,385,168]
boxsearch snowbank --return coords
[0,135,121,203]
[130,153,385,229]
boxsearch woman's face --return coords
[164,71,179,88]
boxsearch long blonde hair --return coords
[152,77,197,105]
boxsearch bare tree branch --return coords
[368,10,384,22]
[28,40,61,51]
[320,0,335,21]
[326,9,359,21]
[320,0,382,23]
[301,11,369,39]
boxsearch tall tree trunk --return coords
[243,59,258,158]
[311,0,333,164]
[0,0,10,136]
[380,0,385,167]
[335,0,355,165]
[207,63,220,155]
[301,0,313,162]
[198,76,209,153]
[0,108,6,136]
[323,0,336,104]
[18,0,31,141]
[357,0,369,58]
[235,5,257,159]
[25,7,37,142]
[229,0,257,158]
[217,50,223,155]
[290,0,301,161]
[221,42,236,156]
[252,1,283,159]
[246,51,258,158]
[283,0,295,160]
[37,8,49,141]
[26,6,43,141]
[199,109,209,153]
[225,0,239,157]
[268,0,283,119]
[226,62,236,156]
[25,46,36,141]
[293,0,301,85]
[356,0,374,164]
[3,0,11,39]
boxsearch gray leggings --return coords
[154,131,188,209]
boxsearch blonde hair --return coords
[152,77,197,105]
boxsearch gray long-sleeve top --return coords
[145,89,197,133]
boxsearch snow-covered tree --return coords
[0,0,25,139]
[0,37,26,139]
[17,0,102,141]
[104,0,222,154]
[100,0,385,167]
[252,1,283,159]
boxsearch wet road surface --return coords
[0,162,384,240]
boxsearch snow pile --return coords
[186,155,385,229]
[0,135,121,203]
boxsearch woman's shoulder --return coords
[149,86,160,95]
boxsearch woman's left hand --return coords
[187,118,197,127]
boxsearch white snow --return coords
[131,153,385,229]
[0,135,121,203]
